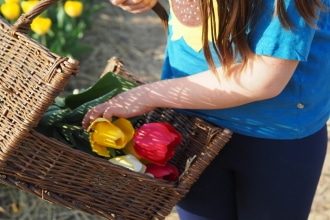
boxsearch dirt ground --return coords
[64,0,168,92]
[0,0,330,219]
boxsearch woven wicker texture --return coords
[0,1,232,219]
[0,56,232,219]
[0,0,78,163]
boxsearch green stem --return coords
[41,34,47,47]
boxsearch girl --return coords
[83,0,330,219]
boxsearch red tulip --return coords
[133,122,182,166]
[146,163,179,181]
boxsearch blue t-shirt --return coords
[162,0,330,139]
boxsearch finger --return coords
[120,0,157,13]
[82,104,107,130]
[120,5,151,13]
[82,109,97,130]
[103,107,114,121]
[82,110,93,130]
[118,0,142,5]
[109,0,127,6]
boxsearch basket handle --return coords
[10,0,60,36]
[11,0,168,36]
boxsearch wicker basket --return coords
[0,1,232,220]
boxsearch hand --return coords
[109,0,157,13]
[82,87,155,130]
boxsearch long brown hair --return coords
[201,0,326,74]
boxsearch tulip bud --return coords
[133,123,182,166]
[87,118,135,157]
[31,17,52,35]
[5,0,20,3]
[64,1,83,18]
[21,1,39,13]
[1,3,20,20]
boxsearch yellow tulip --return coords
[87,118,135,157]
[4,0,19,3]
[122,141,152,165]
[122,141,141,159]
[0,3,20,20]
[64,1,83,18]
[21,1,39,13]
[31,17,52,35]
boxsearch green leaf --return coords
[54,124,99,156]
[62,88,119,125]
[38,108,71,128]
[108,148,125,158]
[54,96,66,107]
[46,104,61,112]
[36,71,140,158]
[35,124,57,138]
[52,127,74,146]
[64,72,138,109]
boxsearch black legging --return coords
[177,125,328,220]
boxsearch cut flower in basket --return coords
[87,117,182,181]
[145,163,179,181]
[36,72,138,156]
[88,119,182,165]
[132,122,182,166]
[87,118,135,157]
[36,71,182,181]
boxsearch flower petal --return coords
[113,118,135,147]
[123,141,152,164]
[88,118,135,156]
[31,17,52,35]
[109,154,146,173]
[133,123,182,166]
[1,3,20,20]
[91,120,124,148]
[64,1,83,18]
[146,163,179,181]
[21,1,39,13]
[90,142,110,157]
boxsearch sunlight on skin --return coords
[82,54,298,130]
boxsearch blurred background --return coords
[0,0,329,219]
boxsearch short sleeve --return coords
[248,0,317,61]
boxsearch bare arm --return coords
[82,54,298,129]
